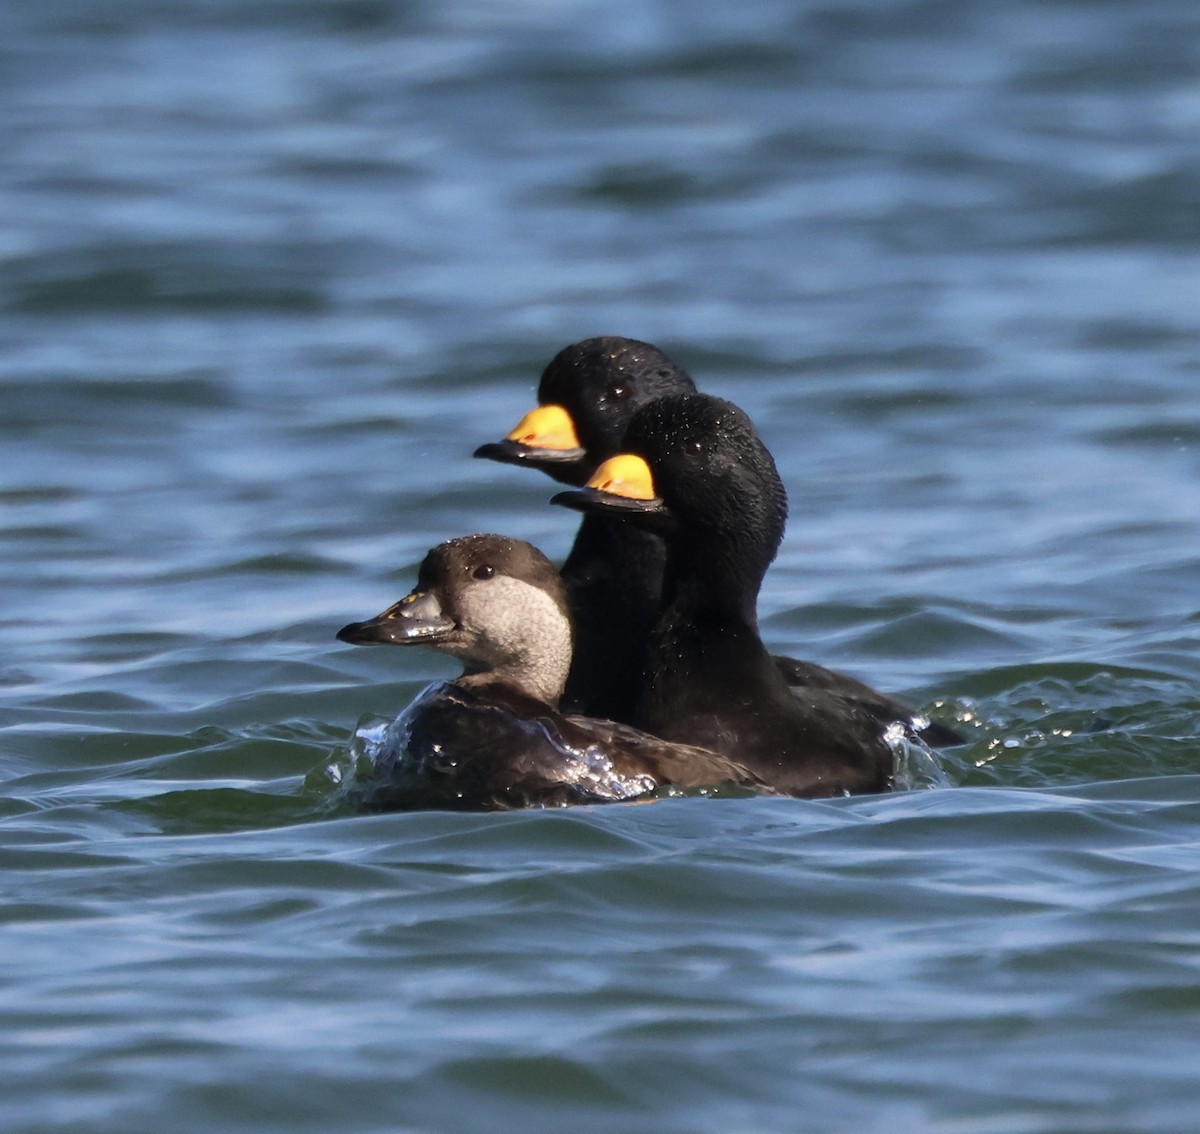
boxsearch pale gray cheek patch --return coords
[454,576,573,704]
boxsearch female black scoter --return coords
[553,394,899,798]
[335,533,771,810]
[476,336,960,746]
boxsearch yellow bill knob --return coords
[585,453,658,501]
[504,404,582,451]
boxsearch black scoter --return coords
[476,336,960,746]
[474,337,697,721]
[335,533,771,810]
[553,394,901,798]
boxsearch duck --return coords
[476,336,961,746]
[552,394,900,798]
[335,533,772,811]
[474,337,697,721]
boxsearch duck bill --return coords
[550,453,669,519]
[336,590,455,646]
[473,404,587,470]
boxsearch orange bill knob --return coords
[504,404,582,451]
[584,454,658,500]
[549,452,667,518]
[474,403,587,471]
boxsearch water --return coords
[2,0,1199,1130]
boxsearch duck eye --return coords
[472,564,495,580]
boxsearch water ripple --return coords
[2,0,1200,1130]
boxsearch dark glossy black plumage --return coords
[475,337,697,720]
[554,395,899,798]
[476,336,961,745]
[336,533,770,811]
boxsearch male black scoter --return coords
[336,533,771,810]
[474,337,696,721]
[477,336,960,745]
[553,394,899,797]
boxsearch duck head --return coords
[551,393,788,602]
[337,534,573,707]
[473,336,696,486]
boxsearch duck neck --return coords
[446,576,574,710]
[561,514,665,601]
[557,515,666,720]
[456,653,565,711]
[638,530,776,717]
[661,530,767,630]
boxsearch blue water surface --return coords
[1,1,1199,1131]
